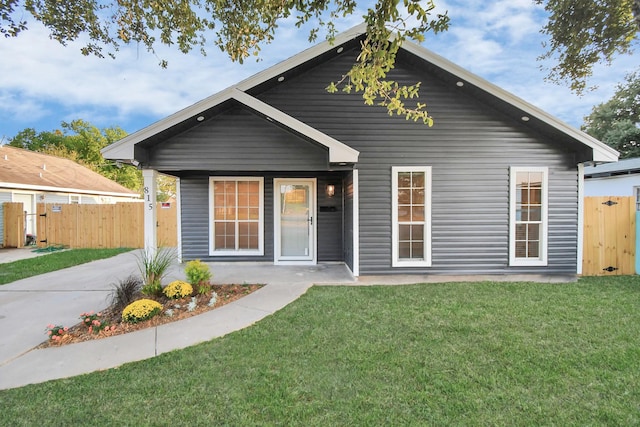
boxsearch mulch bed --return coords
[38,284,263,349]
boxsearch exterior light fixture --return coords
[197,116,205,122]
[521,116,530,122]
[456,81,464,87]
[337,47,344,53]
[277,76,285,82]
[326,184,336,197]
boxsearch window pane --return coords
[411,206,424,222]
[412,172,425,188]
[399,224,411,240]
[515,241,527,257]
[411,241,424,259]
[411,224,424,241]
[399,241,411,258]
[515,224,527,240]
[529,207,541,221]
[528,241,539,257]
[398,190,410,205]
[398,172,411,188]
[398,206,410,222]
[412,189,425,204]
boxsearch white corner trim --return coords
[577,163,584,275]
[352,169,360,276]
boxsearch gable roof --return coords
[102,24,618,164]
[0,145,140,197]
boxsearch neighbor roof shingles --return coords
[0,145,139,196]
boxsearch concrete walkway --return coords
[0,250,355,390]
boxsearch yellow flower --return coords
[163,281,194,299]
[122,299,163,323]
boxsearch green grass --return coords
[1,276,639,425]
[0,248,133,285]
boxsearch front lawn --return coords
[0,276,638,425]
[0,248,132,285]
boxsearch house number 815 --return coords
[144,187,153,210]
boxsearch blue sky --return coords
[0,0,637,142]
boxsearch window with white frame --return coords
[69,195,81,204]
[634,186,640,211]
[509,167,548,266]
[392,166,432,267]
[209,177,264,255]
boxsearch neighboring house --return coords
[0,145,140,246]
[584,157,640,200]
[102,25,618,278]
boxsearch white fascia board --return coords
[0,182,140,198]
[400,41,619,163]
[231,90,359,163]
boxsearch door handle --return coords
[308,216,313,225]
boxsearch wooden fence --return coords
[2,202,177,249]
[2,202,26,248]
[582,196,636,276]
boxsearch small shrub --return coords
[163,280,194,299]
[185,260,212,294]
[45,324,68,341]
[122,299,163,323]
[79,311,109,334]
[108,275,142,311]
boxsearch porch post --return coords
[142,169,158,256]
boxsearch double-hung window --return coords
[509,167,548,266]
[392,166,432,267]
[210,177,264,256]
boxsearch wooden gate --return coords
[582,196,636,276]
[2,202,26,248]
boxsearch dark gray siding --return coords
[149,106,329,172]
[317,176,343,261]
[258,48,581,275]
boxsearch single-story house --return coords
[584,157,640,199]
[102,24,618,278]
[0,145,140,246]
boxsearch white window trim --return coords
[509,166,548,266]
[69,194,81,204]
[209,177,264,256]
[392,166,432,267]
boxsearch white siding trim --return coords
[391,166,432,267]
[352,169,360,276]
[577,164,584,275]
[509,167,548,267]
[208,177,264,256]
[176,177,183,263]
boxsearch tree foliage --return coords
[1,0,449,124]
[582,70,640,158]
[537,0,640,94]
[9,120,143,191]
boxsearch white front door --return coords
[274,179,316,264]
